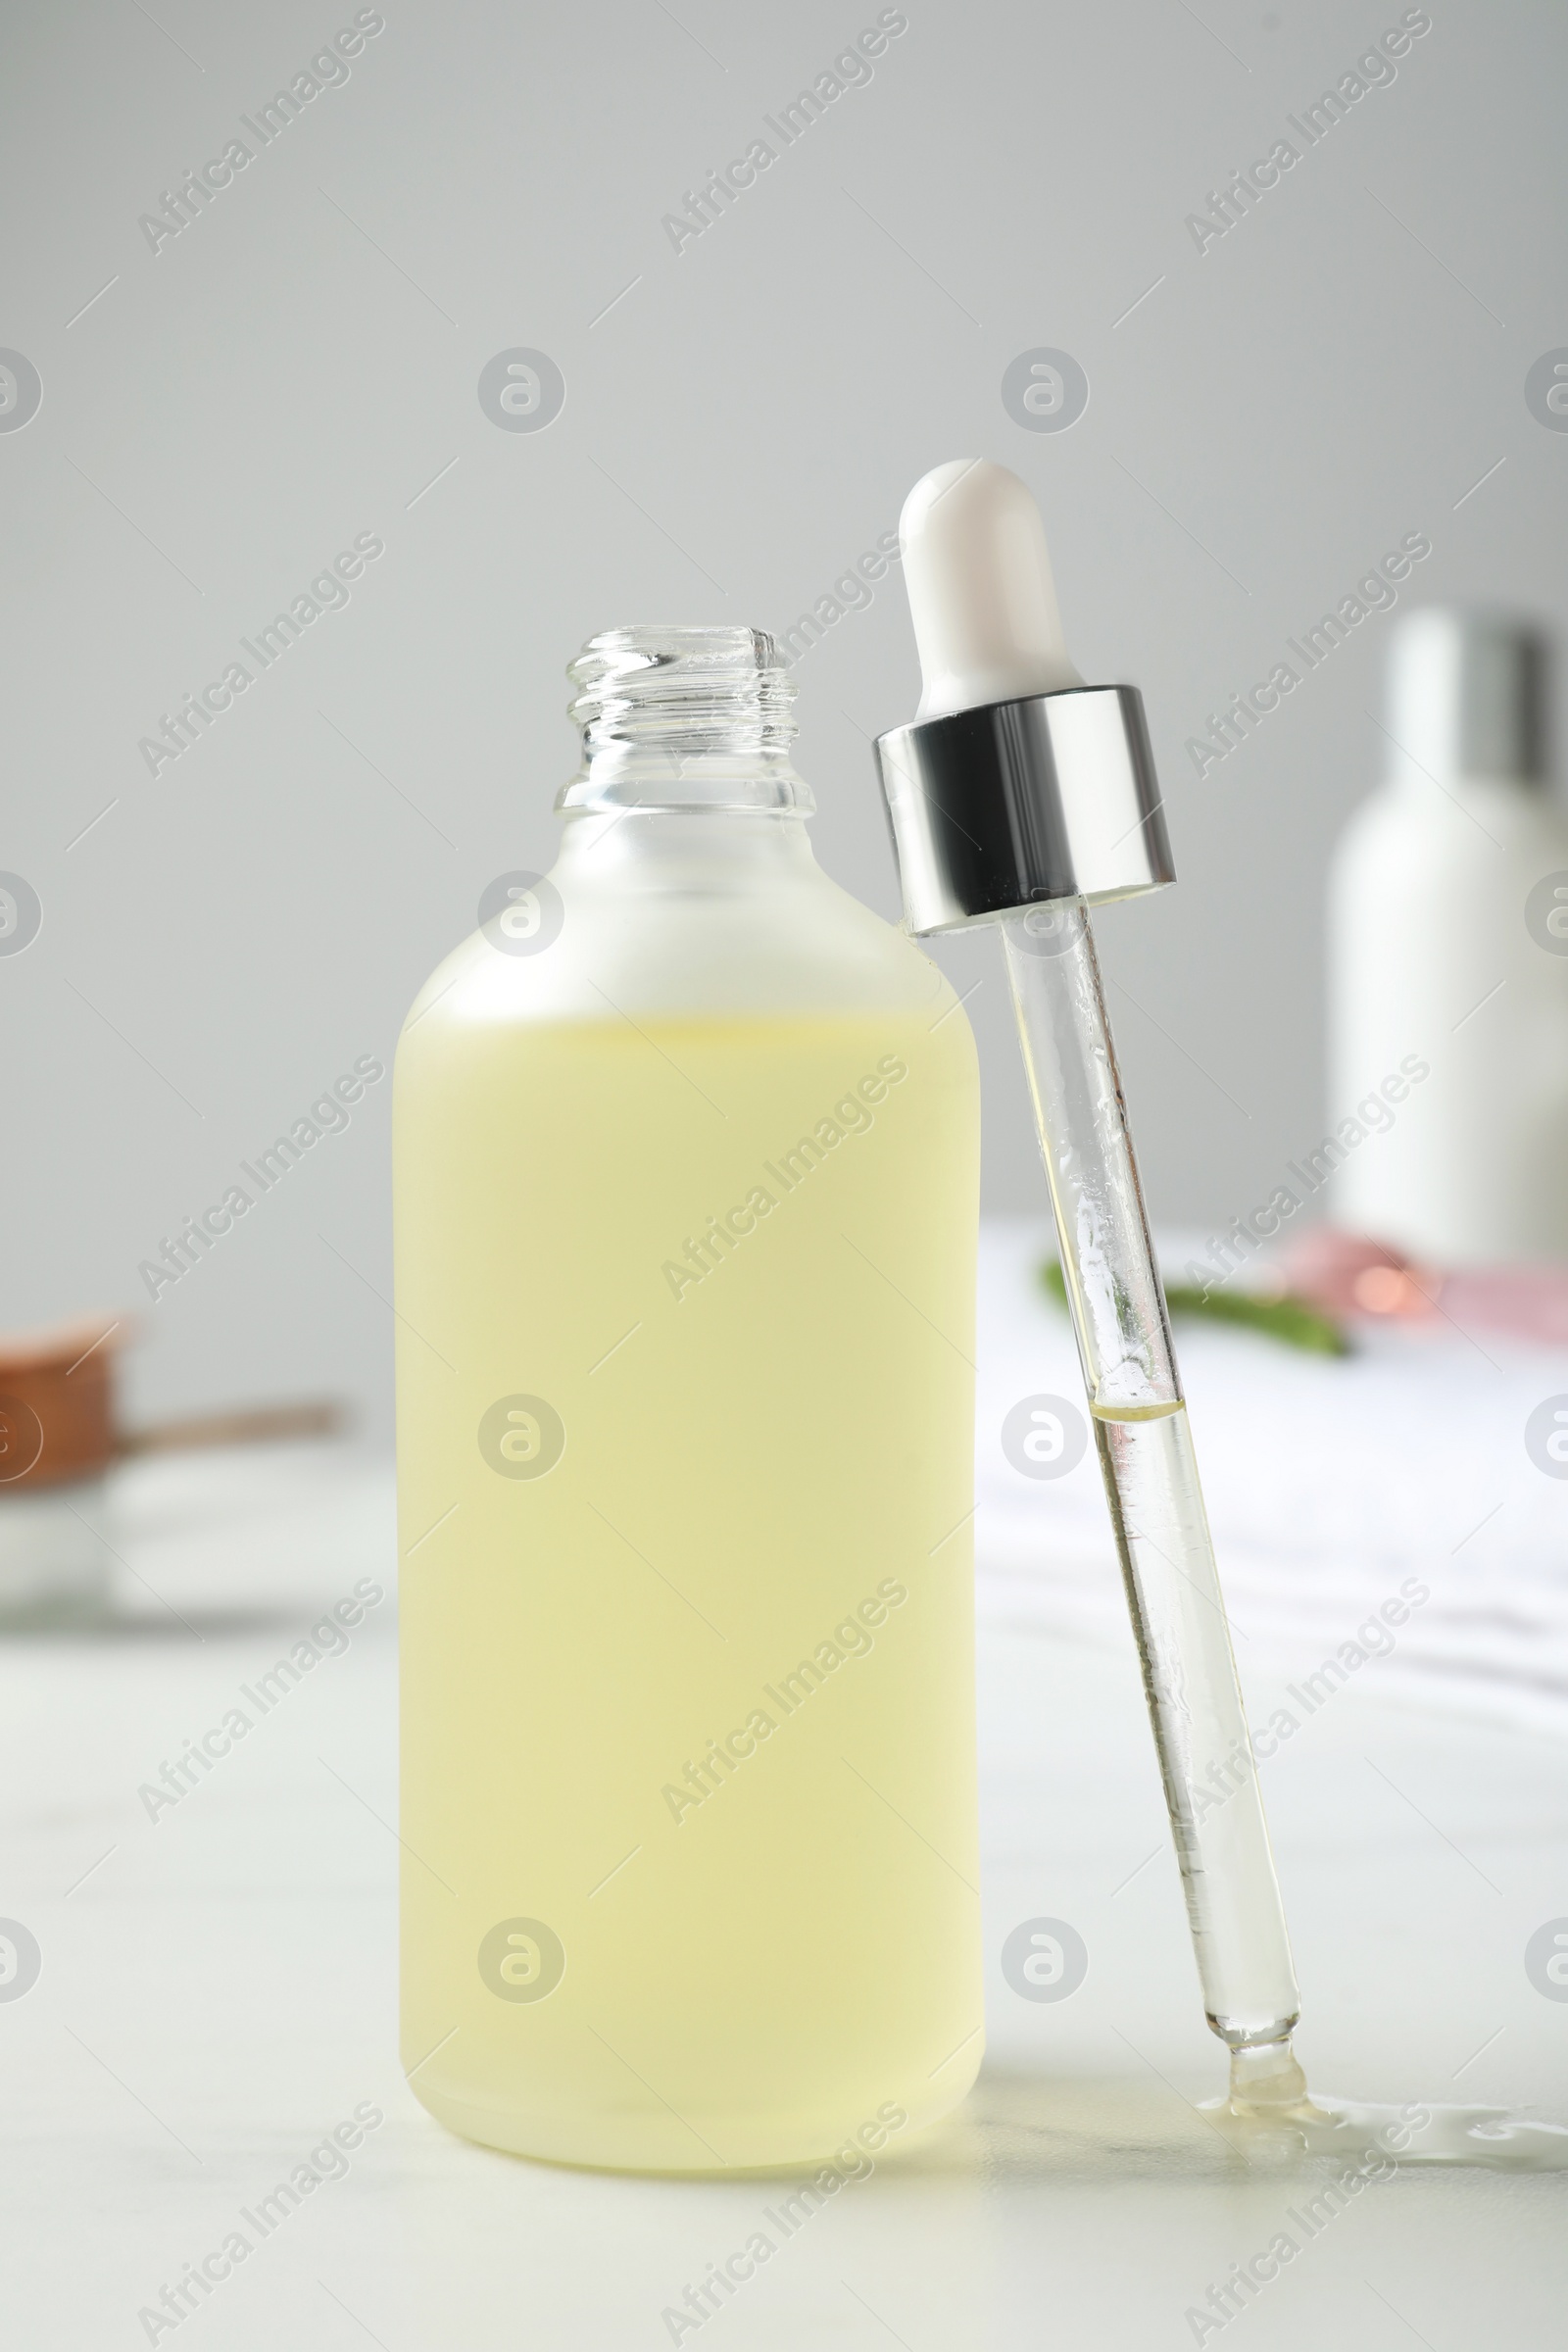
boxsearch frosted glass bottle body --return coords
[394,632,982,2173]
[1328,768,1568,1264]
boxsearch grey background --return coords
[2,0,1564,1439]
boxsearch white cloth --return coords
[976,1219,1568,1735]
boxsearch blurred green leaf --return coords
[1039,1260,1348,1356]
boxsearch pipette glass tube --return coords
[873,458,1301,2069]
[1003,897,1298,2050]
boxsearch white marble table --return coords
[2,1439,1565,2350]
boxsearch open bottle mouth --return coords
[560,625,810,812]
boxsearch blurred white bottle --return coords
[1328,609,1568,1265]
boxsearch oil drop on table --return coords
[394,627,982,2173]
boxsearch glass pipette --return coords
[874,461,1301,2093]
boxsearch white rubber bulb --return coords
[900,459,1084,718]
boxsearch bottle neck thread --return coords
[558,626,811,814]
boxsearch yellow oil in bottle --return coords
[395,1000,982,2172]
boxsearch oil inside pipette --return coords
[1092,1396,1299,2048]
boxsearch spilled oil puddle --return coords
[1208,2037,1568,2171]
[1208,2090,1568,2172]
[892,2065,1568,2182]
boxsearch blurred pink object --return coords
[1443,1264,1568,1347]
[1277,1229,1441,1322]
[1280,1226,1568,1345]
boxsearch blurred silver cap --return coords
[1387,608,1549,785]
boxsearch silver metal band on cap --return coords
[874,685,1175,936]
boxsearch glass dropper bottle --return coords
[874,461,1303,2105]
